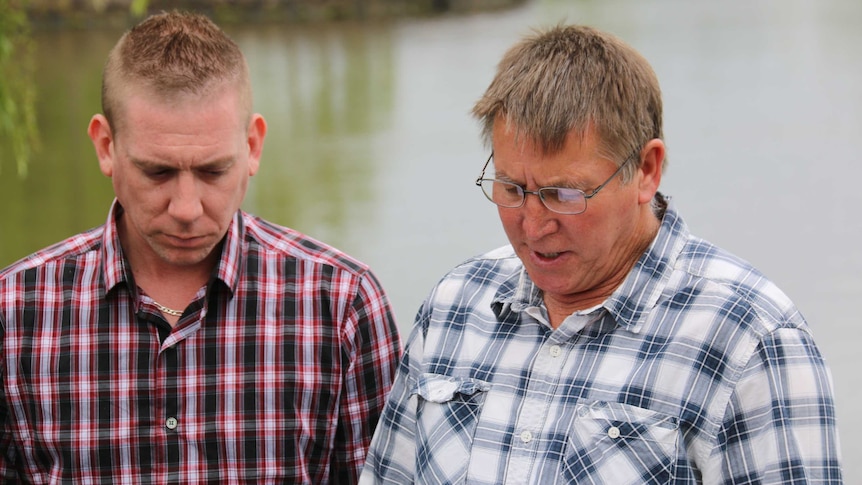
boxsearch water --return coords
[2,0,860,479]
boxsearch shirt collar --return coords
[504,269,543,312]
[101,200,131,294]
[491,194,689,333]
[214,210,245,295]
[604,196,689,332]
[100,199,246,297]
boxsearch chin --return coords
[157,246,216,268]
[527,271,579,294]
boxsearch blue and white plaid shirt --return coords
[360,199,842,484]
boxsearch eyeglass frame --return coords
[474,151,638,215]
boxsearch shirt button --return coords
[549,345,562,357]
[608,426,620,439]
[520,430,533,443]
[166,417,178,430]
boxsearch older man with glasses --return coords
[359,24,843,484]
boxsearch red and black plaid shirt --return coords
[0,201,401,484]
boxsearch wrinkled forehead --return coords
[491,114,611,160]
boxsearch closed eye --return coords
[548,187,585,202]
[145,169,173,179]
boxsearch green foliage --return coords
[0,0,39,178]
[130,0,149,18]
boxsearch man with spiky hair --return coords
[360,25,842,484]
[0,11,400,483]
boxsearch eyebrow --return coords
[493,171,518,184]
[131,157,236,172]
[494,170,588,191]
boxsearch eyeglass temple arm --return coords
[475,152,494,185]
[584,154,636,198]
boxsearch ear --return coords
[636,138,665,205]
[246,114,267,177]
[88,114,115,177]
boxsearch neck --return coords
[544,209,661,328]
[116,216,215,313]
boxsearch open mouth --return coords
[535,251,561,260]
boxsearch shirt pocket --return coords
[561,401,681,484]
[411,373,490,481]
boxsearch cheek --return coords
[579,199,638,248]
[229,174,250,205]
[497,209,522,235]
[110,172,150,209]
[206,176,248,215]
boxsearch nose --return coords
[520,191,558,239]
[168,172,203,223]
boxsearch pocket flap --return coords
[413,373,490,403]
[576,401,679,431]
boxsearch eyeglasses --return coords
[475,152,636,215]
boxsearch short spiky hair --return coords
[473,25,664,180]
[102,10,251,133]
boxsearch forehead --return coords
[122,83,244,128]
[491,114,606,153]
[491,120,607,174]
[111,79,250,132]
[115,88,247,165]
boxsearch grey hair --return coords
[472,24,665,181]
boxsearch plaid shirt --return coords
[0,201,401,484]
[360,199,842,484]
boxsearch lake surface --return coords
[2,0,861,479]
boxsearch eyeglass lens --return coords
[479,180,588,214]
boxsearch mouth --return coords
[165,234,206,247]
[533,250,564,261]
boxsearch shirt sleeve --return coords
[717,327,843,483]
[0,314,19,482]
[358,310,426,484]
[0,418,18,483]
[330,270,402,484]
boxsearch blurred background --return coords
[2,0,860,480]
